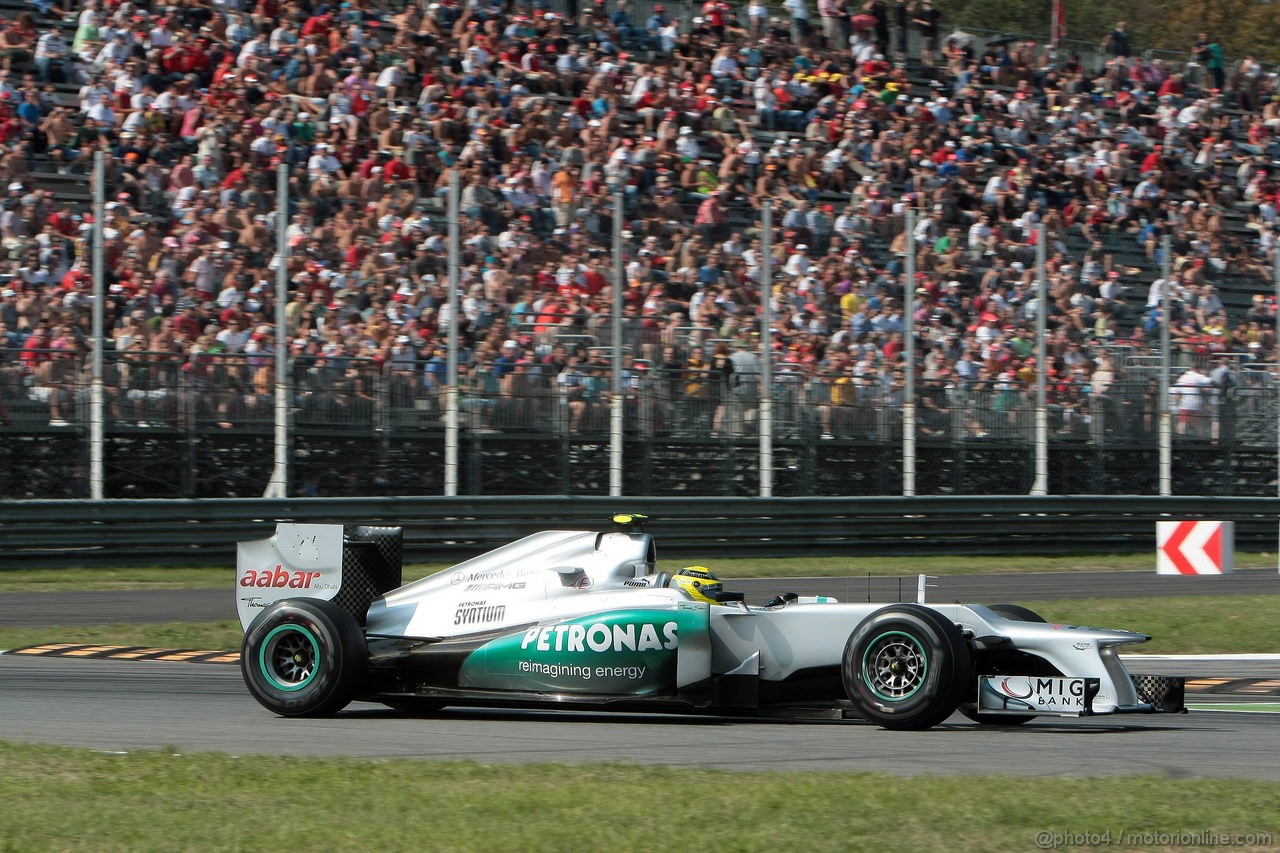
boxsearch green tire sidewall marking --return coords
[862,629,928,702]
[259,624,321,693]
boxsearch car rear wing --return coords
[235,523,403,631]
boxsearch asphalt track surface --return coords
[0,655,1276,778]
[6,568,1280,628]
[4,570,1277,778]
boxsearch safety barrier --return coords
[3,495,1279,568]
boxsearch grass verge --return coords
[0,743,1276,852]
[1,597,1275,656]
[0,566,240,593]
[1190,703,1280,712]
[1012,596,1279,655]
[4,552,1278,592]
[0,621,245,654]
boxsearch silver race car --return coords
[235,516,1185,729]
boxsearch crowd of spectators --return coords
[1,0,1279,437]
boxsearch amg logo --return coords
[455,603,507,626]
[465,581,526,592]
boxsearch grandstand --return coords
[1,0,1278,499]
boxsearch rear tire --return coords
[242,598,367,717]
[959,603,1047,726]
[842,604,971,730]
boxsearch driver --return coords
[671,566,729,604]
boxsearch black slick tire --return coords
[241,598,367,717]
[841,604,971,730]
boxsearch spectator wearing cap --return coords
[675,125,702,161]
[643,4,670,51]
[784,243,813,278]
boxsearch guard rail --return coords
[2,495,1278,568]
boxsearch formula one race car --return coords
[235,516,1185,729]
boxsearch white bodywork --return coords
[706,602,1147,713]
[348,526,1148,714]
[235,524,344,630]
[365,530,668,638]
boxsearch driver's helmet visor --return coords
[691,580,723,600]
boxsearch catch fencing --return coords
[4,345,1279,500]
[7,81,1280,500]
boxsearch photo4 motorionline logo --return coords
[1034,830,1273,849]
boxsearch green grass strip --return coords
[2,596,1275,656]
[1011,596,1280,655]
[1189,704,1280,713]
[0,742,1276,852]
[5,552,1278,592]
[0,622,245,655]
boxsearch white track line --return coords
[1121,654,1280,661]
[1187,706,1280,714]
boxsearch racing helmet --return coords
[672,566,724,604]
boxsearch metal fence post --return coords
[375,370,390,443]
[759,201,774,497]
[903,209,916,497]
[263,162,290,499]
[1159,234,1172,496]
[445,170,461,496]
[610,189,624,497]
[1274,247,1280,500]
[89,150,105,500]
[1031,224,1048,495]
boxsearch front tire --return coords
[842,604,971,730]
[242,599,367,717]
[958,603,1047,726]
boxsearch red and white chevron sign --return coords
[1156,521,1234,575]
